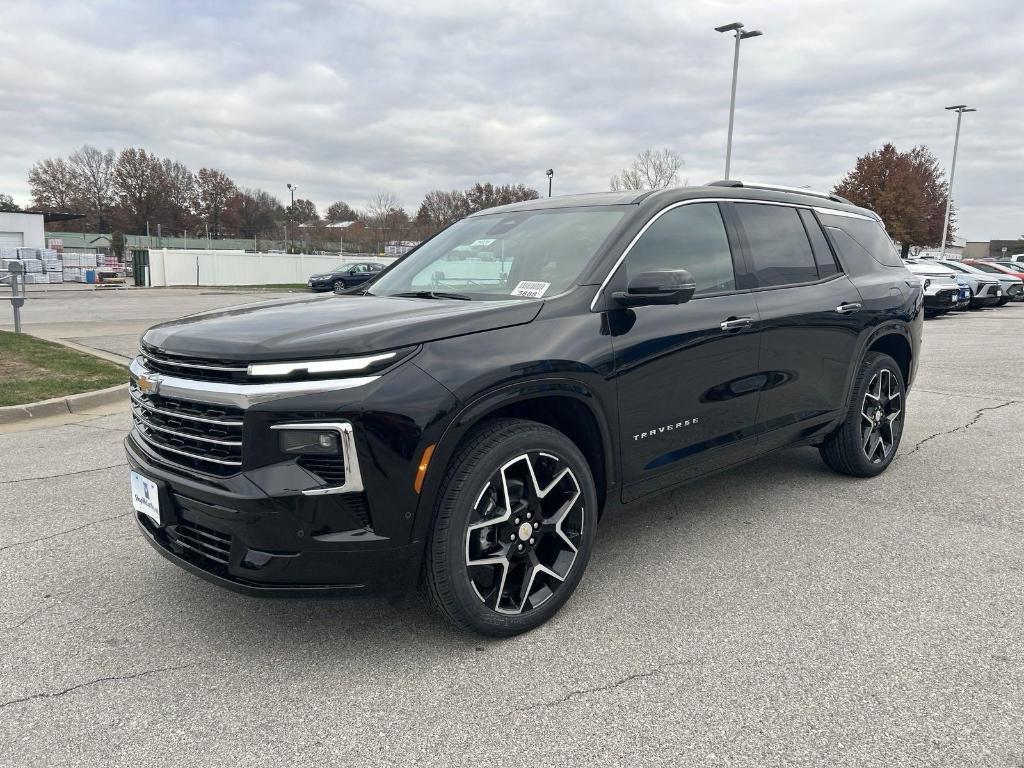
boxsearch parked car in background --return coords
[904,260,960,316]
[953,276,972,311]
[965,260,1024,301]
[307,262,386,292]
[934,260,1013,306]
[993,261,1024,277]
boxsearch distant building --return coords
[964,240,1024,260]
[384,240,420,257]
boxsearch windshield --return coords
[969,262,1001,274]
[368,207,627,300]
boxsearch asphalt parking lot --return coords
[1,295,1022,767]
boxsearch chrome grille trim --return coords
[129,357,379,408]
[131,414,243,467]
[129,389,243,427]
[130,403,242,447]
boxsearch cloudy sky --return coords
[1,0,1021,240]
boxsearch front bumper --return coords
[923,288,959,310]
[307,279,335,291]
[126,436,422,595]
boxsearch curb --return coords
[0,384,128,425]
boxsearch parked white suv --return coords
[904,260,961,316]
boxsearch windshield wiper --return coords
[391,290,472,301]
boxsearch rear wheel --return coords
[820,352,905,477]
[425,418,598,636]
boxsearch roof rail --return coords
[706,179,851,205]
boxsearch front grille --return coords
[297,455,347,485]
[1008,284,1022,296]
[140,344,249,383]
[936,289,956,301]
[130,383,243,475]
[167,518,232,565]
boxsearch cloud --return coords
[0,0,1020,239]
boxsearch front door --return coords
[608,202,763,502]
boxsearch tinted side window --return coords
[734,203,817,287]
[818,214,903,267]
[625,203,735,295]
[824,227,875,273]
[798,209,840,278]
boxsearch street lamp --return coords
[715,21,763,180]
[939,104,976,259]
[286,183,297,206]
[546,169,554,197]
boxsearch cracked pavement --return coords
[1,302,1023,767]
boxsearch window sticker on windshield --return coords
[511,281,550,298]
[470,238,496,247]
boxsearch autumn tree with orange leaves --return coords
[833,143,952,258]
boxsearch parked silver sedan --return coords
[929,260,1007,308]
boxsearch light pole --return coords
[939,104,976,259]
[715,22,763,180]
[546,169,554,197]
[287,183,297,206]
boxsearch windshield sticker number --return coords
[511,281,550,298]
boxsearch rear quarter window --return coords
[819,213,904,268]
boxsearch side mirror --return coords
[613,269,696,307]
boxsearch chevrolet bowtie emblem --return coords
[136,374,162,396]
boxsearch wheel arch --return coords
[865,330,912,384]
[410,378,616,544]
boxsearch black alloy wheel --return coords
[820,351,906,477]
[425,418,597,636]
[859,367,903,465]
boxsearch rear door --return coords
[728,202,866,450]
[608,201,763,502]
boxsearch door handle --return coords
[720,316,753,332]
[835,302,862,314]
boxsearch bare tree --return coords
[365,191,407,252]
[27,157,82,212]
[113,147,165,233]
[69,145,116,230]
[610,148,684,191]
[196,167,237,236]
[160,159,197,230]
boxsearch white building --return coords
[0,211,46,250]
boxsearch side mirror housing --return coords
[613,269,696,307]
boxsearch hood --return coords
[142,294,543,361]
[905,262,957,279]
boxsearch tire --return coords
[332,280,346,293]
[424,418,598,636]
[820,352,906,478]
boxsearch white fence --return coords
[146,249,396,287]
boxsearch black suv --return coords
[125,181,922,636]
[307,262,385,292]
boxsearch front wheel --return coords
[332,280,347,293]
[820,352,906,477]
[424,419,598,636]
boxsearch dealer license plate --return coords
[130,471,161,526]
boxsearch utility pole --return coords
[715,22,763,180]
[546,169,554,197]
[939,104,976,259]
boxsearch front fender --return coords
[406,376,616,546]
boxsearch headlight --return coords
[246,346,417,379]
